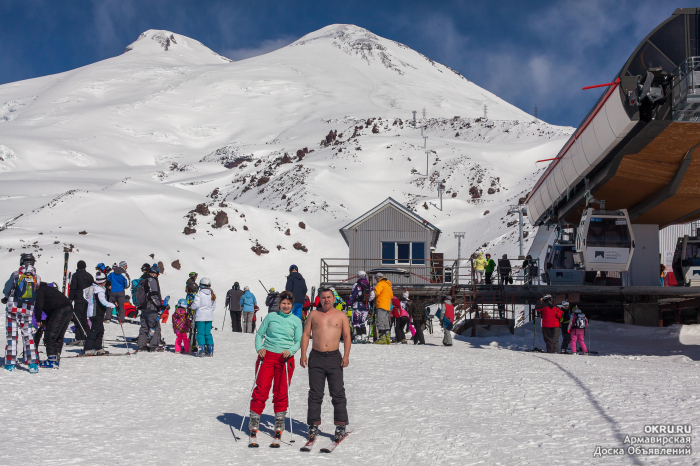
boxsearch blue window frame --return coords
[412,242,425,265]
[382,242,395,264]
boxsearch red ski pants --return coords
[250,351,295,415]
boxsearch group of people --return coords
[471,252,538,285]
[534,294,589,354]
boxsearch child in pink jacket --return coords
[567,306,588,354]
[172,299,192,354]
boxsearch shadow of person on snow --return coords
[217,413,333,440]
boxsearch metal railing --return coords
[672,56,700,121]
[320,258,541,287]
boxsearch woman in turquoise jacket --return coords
[248,291,302,443]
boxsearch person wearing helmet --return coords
[534,295,562,353]
[136,263,164,351]
[185,281,200,353]
[225,282,244,332]
[285,265,307,320]
[239,286,257,333]
[265,287,280,314]
[347,271,371,343]
[172,299,192,354]
[2,254,41,373]
[186,272,198,294]
[192,277,217,357]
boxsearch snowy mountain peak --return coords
[123,29,232,65]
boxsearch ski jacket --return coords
[497,259,512,274]
[87,284,115,318]
[172,306,191,334]
[239,290,257,312]
[374,278,393,310]
[255,310,303,355]
[226,288,244,312]
[68,269,94,303]
[192,288,216,322]
[140,272,162,313]
[34,283,72,318]
[390,296,402,318]
[535,303,563,328]
[568,309,589,332]
[400,300,409,318]
[265,291,280,312]
[107,267,129,293]
[348,278,370,311]
[559,307,572,329]
[485,258,497,274]
[408,299,426,323]
[285,271,308,304]
[474,255,487,271]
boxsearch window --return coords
[382,241,426,265]
[382,242,395,264]
[587,218,631,248]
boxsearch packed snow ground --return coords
[1,317,698,465]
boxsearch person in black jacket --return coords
[137,263,164,351]
[498,255,512,286]
[35,282,74,368]
[265,288,280,313]
[225,282,244,332]
[67,260,94,345]
[285,265,307,320]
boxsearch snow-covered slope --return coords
[0,25,572,301]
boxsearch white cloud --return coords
[221,37,296,62]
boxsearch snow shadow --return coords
[217,413,331,440]
[534,356,645,466]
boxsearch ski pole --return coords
[285,358,294,443]
[238,357,263,439]
[221,307,227,331]
[72,311,88,340]
[258,280,269,294]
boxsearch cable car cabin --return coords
[574,208,634,272]
[671,235,700,286]
[544,242,585,285]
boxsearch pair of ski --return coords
[247,434,286,449]
[300,429,353,453]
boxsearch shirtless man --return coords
[300,287,351,443]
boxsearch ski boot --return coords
[271,411,286,448]
[307,424,319,442]
[28,363,39,374]
[4,364,14,372]
[208,344,214,357]
[96,349,109,355]
[248,412,260,448]
[40,355,57,369]
[334,425,347,442]
[197,346,205,358]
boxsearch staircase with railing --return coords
[672,56,700,121]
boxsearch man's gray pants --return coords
[242,311,254,333]
[109,291,127,322]
[137,310,161,350]
[376,309,390,332]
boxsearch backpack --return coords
[573,312,587,329]
[131,278,148,308]
[82,284,95,302]
[14,273,37,304]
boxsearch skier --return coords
[186,281,199,353]
[248,291,302,446]
[67,260,93,346]
[408,295,426,345]
[395,292,410,344]
[186,272,198,293]
[107,261,130,323]
[439,296,455,346]
[136,263,165,351]
[484,253,497,285]
[473,253,487,284]
[372,272,393,345]
[559,300,572,354]
[347,271,371,344]
[285,265,308,320]
[239,286,257,333]
[498,254,512,285]
[83,272,116,356]
[300,287,351,444]
[534,295,563,353]
[191,278,216,357]
[265,287,280,313]
[2,254,41,373]
[35,282,74,368]
[172,299,191,354]
[568,306,589,355]
[225,282,244,332]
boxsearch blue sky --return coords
[0,0,687,127]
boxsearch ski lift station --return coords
[322,9,700,331]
